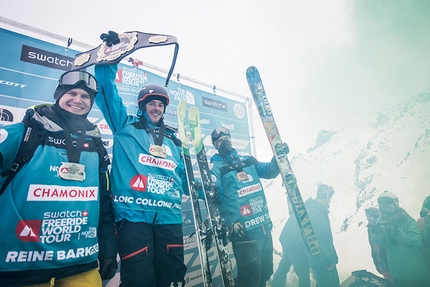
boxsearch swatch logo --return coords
[202,96,228,112]
[20,45,74,71]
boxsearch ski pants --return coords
[232,232,273,287]
[116,220,187,287]
[272,245,310,287]
[271,251,292,287]
[21,268,102,287]
[309,262,339,287]
[392,278,430,287]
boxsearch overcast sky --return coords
[1,0,429,158]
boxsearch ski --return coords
[188,106,236,287]
[177,101,213,286]
[245,66,320,256]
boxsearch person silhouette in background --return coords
[365,207,392,281]
[417,195,430,272]
[305,183,339,287]
[371,191,430,287]
[272,200,310,287]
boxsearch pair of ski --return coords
[177,102,235,287]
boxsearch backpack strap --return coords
[0,120,45,196]
[93,136,110,171]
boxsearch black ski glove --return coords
[384,220,399,238]
[274,142,290,155]
[230,221,246,237]
[99,257,118,280]
[379,219,399,245]
[100,31,120,47]
[371,222,383,235]
[281,142,290,154]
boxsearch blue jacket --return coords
[210,149,279,241]
[94,64,188,225]
[0,104,116,285]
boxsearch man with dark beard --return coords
[209,127,288,287]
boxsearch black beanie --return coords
[316,184,334,199]
[53,82,96,107]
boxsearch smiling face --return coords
[58,88,92,115]
[144,99,165,124]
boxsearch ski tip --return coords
[189,105,199,112]
[246,66,257,73]
[178,100,186,108]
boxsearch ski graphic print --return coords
[188,106,236,287]
[246,66,320,256]
[177,101,213,286]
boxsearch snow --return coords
[263,92,430,283]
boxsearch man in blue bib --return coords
[209,127,286,287]
[0,70,117,286]
[94,62,189,287]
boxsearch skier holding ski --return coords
[94,32,189,287]
[0,70,117,286]
[209,127,288,287]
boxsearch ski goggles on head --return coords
[211,127,231,142]
[58,71,98,93]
